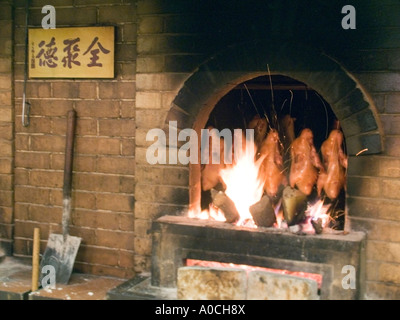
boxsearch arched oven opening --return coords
[192,74,347,234]
[147,72,366,300]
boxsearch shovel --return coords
[39,109,81,286]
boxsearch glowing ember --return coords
[186,259,323,289]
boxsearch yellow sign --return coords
[29,27,114,78]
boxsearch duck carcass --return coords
[289,128,325,195]
[258,129,287,197]
[248,114,268,151]
[318,129,347,200]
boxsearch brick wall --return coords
[13,0,136,279]
[134,0,195,272]
[0,0,14,256]
[330,1,400,299]
[3,0,400,299]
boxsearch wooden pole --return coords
[31,227,40,291]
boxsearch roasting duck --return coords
[258,129,287,197]
[279,114,296,176]
[279,114,296,153]
[248,114,268,151]
[317,129,347,200]
[289,128,325,195]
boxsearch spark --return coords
[356,148,368,156]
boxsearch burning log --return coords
[311,218,324,234]
[249,195,276,227]
[281,186,307,226]
[210,189,240,224]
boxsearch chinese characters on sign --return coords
[29,27,114,78]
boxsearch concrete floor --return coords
[0,256,126,300]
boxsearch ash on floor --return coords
[0,257,125,300]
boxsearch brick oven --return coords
[133,0,399,300]
[0,0,399,300]
[133,39,375,300]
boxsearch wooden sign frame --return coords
[28,26,115,79]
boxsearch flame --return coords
[188,205,226,222]
[274,199,283,228]
[188,136,334,233]
[302,199,331,234]
[188,139,264,227]
[219,142,264,226]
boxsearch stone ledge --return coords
[151,215,366,300]
[107,274,177,300]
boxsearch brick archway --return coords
[167,39,384,213]
[169,39,383,155]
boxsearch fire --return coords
[188,205,226,222]
[219,142,264,226]
[302,199,331,234]
[188,138,265,227]
[308,199,330,225]
[188,135,334,234]
[274,199,284,228]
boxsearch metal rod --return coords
[234,83,311,91]
[266,64,279,129]
[22,0,31,127]
[243,83,260,116]
[267,64,275,108]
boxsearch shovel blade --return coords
[39,233,81,286]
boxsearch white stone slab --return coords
[247,270,319,300]
[177,266,247,300]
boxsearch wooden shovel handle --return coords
[63,110,76,199]
[31,227,40,291]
